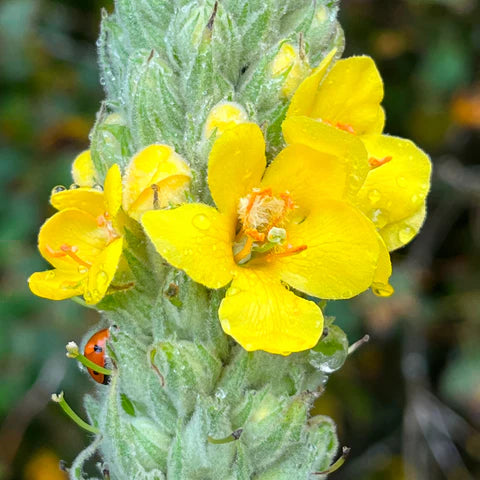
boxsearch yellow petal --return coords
[261,144,349,209]
[127,175,191,222]
[219,267,324,355]
[104,164,122,218]
[310,56,384,136]
[271,43,311,98]
[371,234,394,297]
[123,145,191,215]
[286,48,337,118]
[356,134,431,229]
[278,199,379,299]
[50,188,105,218]
[379,203,427,251]
[28,269,85,300]
[142,204,235,289]
[370,106,386,135]
[38,208,109,271]
[208,123,266,215]
[203,101,249,138]
[85,237,123,304]
[71,150,97,187]
[282,116,369,199]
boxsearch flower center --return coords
[233,188,307,265]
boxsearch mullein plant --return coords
[28,1,431,479]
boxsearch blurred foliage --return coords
[0,0,479,479]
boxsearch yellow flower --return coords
[71,150,97,187]
[203,101,249,139]
[286,52,432,252]
[28,164,124,304]
[29,144,191,304]
[142,123,381,355]
[271,43,311,98]
[122,144,192,221]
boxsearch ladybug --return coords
[84,328,110,385]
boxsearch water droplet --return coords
[192,213,211,230]
[215,388,226,400]
[372,282,394,297]
[399,226,414,244]
[96,270,109,287]
[397,176,407,187]
[368,189,381,204]
[78,266,88,275]
[411,194,419,203]
[60,281,73,291]
[52,185,66,194]
[70,183,80,190]
[45,271,56,280]
[370,209,388,229]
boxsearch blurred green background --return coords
[0,0,479,479]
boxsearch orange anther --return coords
[335,122,356,134]
[265,244,307,261]
[368,156,392,169]
[245,228,265,242]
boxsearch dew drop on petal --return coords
[368,189,381,204]
[411,194,419,203]
[52,185,66,194]
[70,183,80,190]
[93,184,104,192]
[78,266,88,275]
[372,282,394,297]
[96,270,109,288]
[192,213,211,230]
[45,271,56,280]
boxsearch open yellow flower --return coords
[122,144,192,222]
[28,164,124,304]
[286,52,432,252]
[142,123,381,355]
[29,144,191,304]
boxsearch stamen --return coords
[265,243,307,261]
[323,119,356,134]
[66,341,113,375]
[46,244,92,268]
[208,428,243,444]
[234,236,254,264]
[369,156,392,169]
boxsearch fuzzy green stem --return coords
[52,391,99,434]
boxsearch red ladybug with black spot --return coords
[84,328,110,385]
